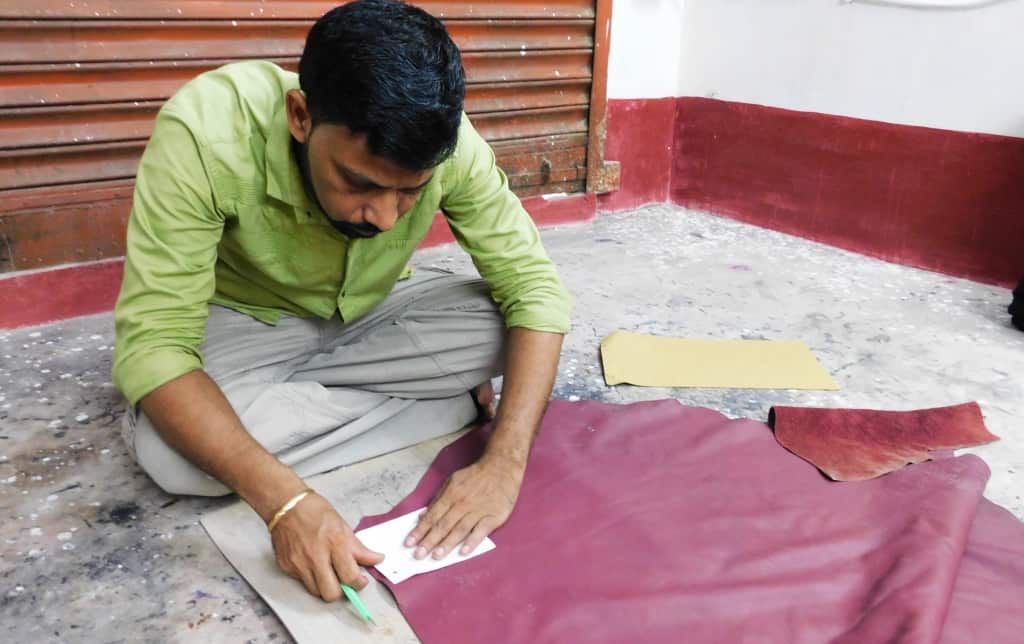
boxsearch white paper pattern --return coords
[355,508,496,584]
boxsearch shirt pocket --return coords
[382,238,413,252]
[222,208,346,285]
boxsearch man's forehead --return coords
[337,159,435,192]
[313,124,434,189]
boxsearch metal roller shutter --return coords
[0,0,615,273]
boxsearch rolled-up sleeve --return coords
[112,110,225,406]
[440,116,573,333]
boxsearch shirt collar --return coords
[265,102,316,212]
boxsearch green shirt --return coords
[113,61,572,406]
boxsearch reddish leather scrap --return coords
[769,402,999,481]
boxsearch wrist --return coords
[252,478,310,525]
[232,448,309,523]
[480,445,529,475]
[266,487,315,533]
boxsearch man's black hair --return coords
[298,0,466,171]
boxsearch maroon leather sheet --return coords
[357,400,1024,644]
[769,402,999,481]
[940,499,1024,644]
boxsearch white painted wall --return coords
[607,0,687,99]
[607,0,1024,135]
[676,0,1024,137]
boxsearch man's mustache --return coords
[330,219,382,238]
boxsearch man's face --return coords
[286,90,433,238]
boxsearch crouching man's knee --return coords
[121,405,231,497]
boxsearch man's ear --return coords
[285,89,313,144]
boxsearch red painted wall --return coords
[598,98,676,212]
[671,98,1024,288]
[1,261,125,329]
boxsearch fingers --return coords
[331,545,369,591]
[352,536,386,566]
[411,505,458,559]
[278,548,345,601]
[405,496,451,549]
[472,381,497,420]
[273,519,379,600]
[431,513,480,560]
[460,515,501,555]
[313,557,343,602]
[413,511,504,560]
[294,565,320,600]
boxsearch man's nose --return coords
[364,191,400,231]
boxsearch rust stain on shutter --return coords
[0,1,602,272]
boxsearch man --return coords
[112,0,571,603]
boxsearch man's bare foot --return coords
[471,381,497,421]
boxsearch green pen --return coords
[340,583,375,626]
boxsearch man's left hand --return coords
[404,456,524,560]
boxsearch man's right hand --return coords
[138,371,384,601]
[270,491,385,601]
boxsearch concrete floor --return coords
[1,204,1021,642]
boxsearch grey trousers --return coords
[122,270,506,497]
